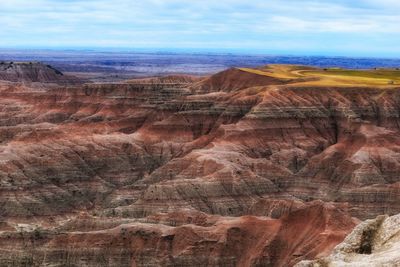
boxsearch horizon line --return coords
[1,47,400,60]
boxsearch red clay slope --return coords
[0,201,356,267]
[191,67,287,93]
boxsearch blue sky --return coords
[1,0,400,57]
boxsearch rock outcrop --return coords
[297,213,400,266]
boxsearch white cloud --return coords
[0,0,399,56]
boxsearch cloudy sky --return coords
[1,0,399,57]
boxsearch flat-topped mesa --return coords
[0,61,85,85]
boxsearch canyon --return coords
[1,63,400,266]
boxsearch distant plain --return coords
[1,49,400,82]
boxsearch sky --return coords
[1,0,400,57]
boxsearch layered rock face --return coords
[0,202,357,267]
[0,65,400,266]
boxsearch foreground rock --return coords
[297,213,400,267]
[0,201,356,267]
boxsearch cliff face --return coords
[0,62,85,85]
[0,65,400,266]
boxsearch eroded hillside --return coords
[1,64,400,266]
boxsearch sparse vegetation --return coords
[239,65,400,87]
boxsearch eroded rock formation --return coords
[297,213,400,266]
[0,65,400,266]
[0,62,85,85]
[0,201,357,267]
